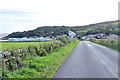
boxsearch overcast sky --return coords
[0,0,119,33]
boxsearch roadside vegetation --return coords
[89,38,119,52]
[2,36,79,78]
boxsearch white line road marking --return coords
[100,58,117,78]
[88,44,91,47]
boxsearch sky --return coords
[0,0,119,33]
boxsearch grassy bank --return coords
[89,38,119,52]
[2,36,79,78]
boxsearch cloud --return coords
[0,9,41,21]
[0,0,119,33]
[1,9,36,16]
[0,9,43,33]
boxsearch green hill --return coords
[5,20,119,38]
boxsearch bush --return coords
[56,36,72,44]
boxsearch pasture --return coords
[1,41,50,51]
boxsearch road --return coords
[53,41,118,78]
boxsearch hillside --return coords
[5,20,119,38]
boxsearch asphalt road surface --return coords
[53,41,118,78]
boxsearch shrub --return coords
[56,36,72,44]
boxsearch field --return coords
[1,41,50,52]
[89,38,119,52]
[2,36,79,78]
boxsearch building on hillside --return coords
[68,30,76,38]
[90,33,106,39]
[85,35,93,40]
[62,34,67,36]
[90,34,97,38]
[102,34,119,39]
[81,36,86,40]
[51,36,54,39]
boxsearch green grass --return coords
[89,38,119,52]
[76,29,93,33]
[1,41,51,51]
[77,30,88,33]
[2,40,79,78]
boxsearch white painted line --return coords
[100,58,117,78]
[88,44,91,47]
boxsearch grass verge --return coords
[89,38,119,52]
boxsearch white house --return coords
[68,30,76,38]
